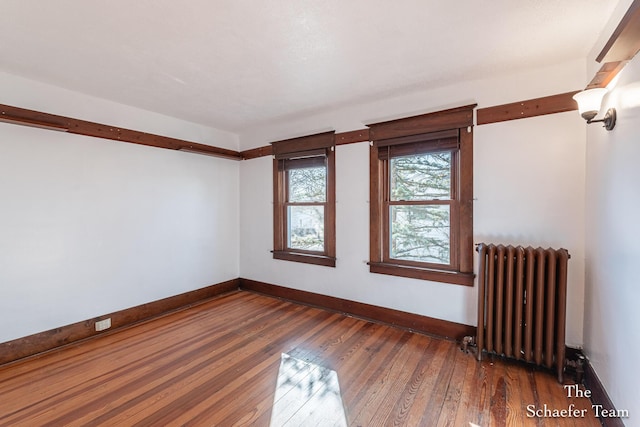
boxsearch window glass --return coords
[390,151,451,201]
[288,166,326,202]
[390,205,450,264]
[288,205,325,251]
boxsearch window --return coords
[388,146,454,266]
[368,105,475,285]
[272,131,336,267]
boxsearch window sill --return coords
[272,251,336,267]
[368,262,474,286]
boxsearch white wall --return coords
[583,45,640,416]
[0,72,240,343]
[475,113,586,347]
[580,0,639,415]
[239,60,587,345]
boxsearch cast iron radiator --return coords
[476,243,570,382]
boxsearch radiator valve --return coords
[565,353,586,384]
[461,335,476,354]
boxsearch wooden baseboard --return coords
[238,278,476,341]
[584,358,626,427]
[0,279,239,366]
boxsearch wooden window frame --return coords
[272,132,336,267]
[368,105,475,286]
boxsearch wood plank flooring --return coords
[0,291,602,426]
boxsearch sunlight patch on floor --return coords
[270,353,347,427]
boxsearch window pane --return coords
[288,166,326,202]
[390,205,450,264]
[288,205,325,251]
[390,151,451,201]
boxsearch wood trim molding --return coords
[271,130,336,157]
[587,61,628,89]
[335,129,370,145]
[241,145,273,160]
[241,94,590,160]
[272,251,336,267]
[239,278,476,341]
[367,263,475,286]
[0,103,243,160]
[0,115,70,132]
[596,0,640,64]
[367,104,476,141]
[458,126,474,273]
[586,0,640,90]
[476,91,579,125]
[584,358,626,427]
[242,128,372,161]
[0,279,240,366]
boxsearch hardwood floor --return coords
[0,291,601,426]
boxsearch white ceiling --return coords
[0,0,619,134]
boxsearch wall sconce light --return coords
[572,88,616,130]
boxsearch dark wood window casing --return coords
[368,105,476,286]
[272,131,336,267]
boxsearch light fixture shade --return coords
[573,88,608,120]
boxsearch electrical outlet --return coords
[95,318,111,331]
